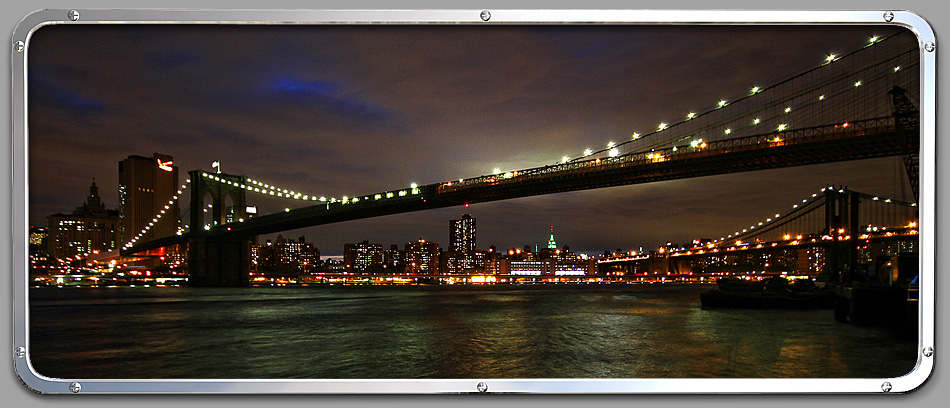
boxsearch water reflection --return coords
[29,284,915,379]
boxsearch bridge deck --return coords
[124,118,917,255]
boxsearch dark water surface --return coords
[28,284,917,379]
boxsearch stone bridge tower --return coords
[187,169,251,286]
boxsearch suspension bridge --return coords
[598,185,918,280]
[121,31,921,286]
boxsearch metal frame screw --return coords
[476,382,488,393]
[69,382,82,393]
[881,382,892,393]
[68,10,80,21]
[480,10,491,22]
[924,42,935,52]
[883,11,894,23]
[923,347,934,357]
[14,41,24,53]
[14,346,25,358]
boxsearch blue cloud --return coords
[29,67,106,115]
[270,78,338,96]
[266,77,394,122]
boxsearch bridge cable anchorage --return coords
[560,32,917,167]
[122,179,191,250]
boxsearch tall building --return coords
[251,235,320,277]
[384,244,403,271]
[442,250,489,275]
[405,238,440,275]
[450,214,476,252]
[118,153,179,245]
[47,181,120,260]
[547,226,557,249]
[343,240,384,273]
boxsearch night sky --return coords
[28,24,915,256]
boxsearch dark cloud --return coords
[144,51,197,69]
[29,66,107,115]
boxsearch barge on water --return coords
[700,276,835,309]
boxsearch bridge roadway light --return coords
[717,100,727,108]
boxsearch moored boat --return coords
[700,276,834,309]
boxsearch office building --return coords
[450,214,476,252]
[118,153,179,245]
[344,240,384,273]
[47,180,120,260]
[405,239,440,275]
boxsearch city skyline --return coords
[27,24,916,255]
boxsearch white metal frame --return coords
[10,9,936,394]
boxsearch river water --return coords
[28,284,917,380]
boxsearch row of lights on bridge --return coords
[122,180,191,250]
[523,34,896,177]
[691,184,916,254]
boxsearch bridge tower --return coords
[187,170,252,286]
[889,86,920,203]
[823,189,860,283]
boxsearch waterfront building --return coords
[493,259,596,276]
[118,153,179,245]
[798,247,825,275]
[47,180,120,261]
[442,250,489,275]
[344,240,384,273]
[450,214,476,252]
[405,239,440,275]
[251,235,320,277]
[384,244,404,272]
[29,226,48,255]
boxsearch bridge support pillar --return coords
[188,235,251,286]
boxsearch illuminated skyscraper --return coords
[118,153,179,245]
[450,214,476,252]
[344,240,384,273]
[547,226,557,249]
[405,239,440,275]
